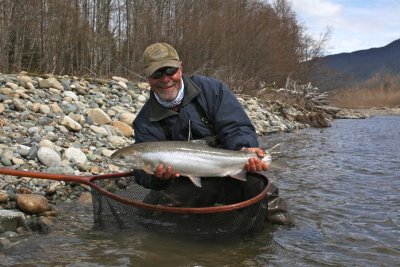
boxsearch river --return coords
[1,116,399,266]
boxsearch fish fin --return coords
[269,158,289,170]
[142,163,154,174]
[265,143,283,161]
[262,143,288,170]
[229,169,248,181]
[190,136,218,147]
[187,176,202,187]
[190,139,208,145]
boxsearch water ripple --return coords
[2,116,400,266]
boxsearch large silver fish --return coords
[111,141,279,187]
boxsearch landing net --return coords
[91,173,270,237]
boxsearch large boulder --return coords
[0,210,30,234]
[16,194,50,214]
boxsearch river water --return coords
[1,116,399,266]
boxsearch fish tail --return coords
[265,143,283,160]
[265,143,288,170]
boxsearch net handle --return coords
[0,168,270,214]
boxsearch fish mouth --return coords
[110,149,145,169]
[110,154,130,166]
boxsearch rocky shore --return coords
[0,71,372,247]
[335,107,400,118]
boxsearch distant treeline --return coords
[0,0,327,91]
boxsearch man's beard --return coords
[156,82,178,101]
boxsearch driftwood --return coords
[274,77,331,109]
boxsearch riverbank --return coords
[0,72,388,244]
[335,106,400,119]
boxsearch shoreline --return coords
[0,71,398,240]
[334,106,400,119]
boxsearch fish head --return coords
[111,147,144,169]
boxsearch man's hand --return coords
[242,147,269,172]
[154,163,180,180]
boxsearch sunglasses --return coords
[149,67,179,79]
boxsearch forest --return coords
[0,0,328,93]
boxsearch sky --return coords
[288,0,400,55]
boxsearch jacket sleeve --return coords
[194,77,259,150]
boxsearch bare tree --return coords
[0,0,328,94]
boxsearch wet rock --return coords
[38,77,63,90]
[116,81,128,90]
[12,99,26,111]
[101,149,114,157]
[26,144,39,160]
[5,82,18,90]
[16,194,49,214]
[0,191,9,203]
[17,74,34,85]
[86,108,112,125]
[89,125,109,136]
[37,146,61,166]
[108,136,127,147]
[137,94,147,103]
[63,90,79,101]
[49,103,63,113]
[0,237,12,249]
[38,216,56,233]
[0,210,30,234]
[68,113,85,125]
[16,188,32,194]
[137,82,149,90]
[111,121,133,137]
[46,165,75,175]
[0,157,12,166]
[77,192,92,207]
[2,231,18,238]
[38,139,56,150]
[39,104,51,114]
[41,210,57,217]
[63,147,87,165]
[60,115,82,132]
[11,157,25,165]
[118,112,136,126]
[71,82,88,95]
[112,76,129,83]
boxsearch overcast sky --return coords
[289,0,400,55]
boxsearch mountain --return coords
[312,39,400,89]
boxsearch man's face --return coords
[148,65,182,102]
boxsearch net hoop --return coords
[0,168,270,214]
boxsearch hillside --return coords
[314,39,400,88]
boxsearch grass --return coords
[330,73,400,108]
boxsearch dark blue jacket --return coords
[132,75,259,188]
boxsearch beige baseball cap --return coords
[143,43,181,76]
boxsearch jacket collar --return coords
[149,75,201,122]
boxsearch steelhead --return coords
[111,141,279,187]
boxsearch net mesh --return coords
[91,173,269,237]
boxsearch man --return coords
[132,43,292,224]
